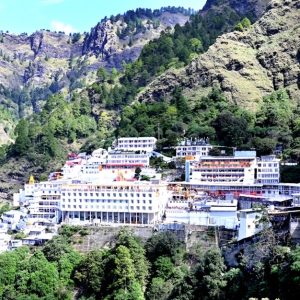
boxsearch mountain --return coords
[0,7,191,117]
[202,0,271,19]
[1,0,299,201]
[138,0,299,111]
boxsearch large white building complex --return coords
[16,179,169,225]
[11,136,300,246]
[60,181,169,225]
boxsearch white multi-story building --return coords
[17,181,64,223]
[60,181,169,225]
[185,152,280,185]
[187,156,257,184]
[107,150,150,167]
[257,155,280,184]
[176,138,213,159]
[113,137,157,152]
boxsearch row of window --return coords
[118,144,153,148]
[62,192,153,198]
[177,147,211,150]
[61,204,153,210]
[258,174,279,178]
[62,199,153,204]
[118,139,155,143]
[177,152,208,156]
[257,163,278,167]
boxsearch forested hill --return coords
[139,0,299,108]
[0,7,192,119]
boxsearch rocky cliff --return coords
[202,0,271,19]
[138,0,299,111]
[0,10,189,115]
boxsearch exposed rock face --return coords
[202,0,271,19]
[138,0,300,111]
[82,13,189,67]
[0,11,189,114]
[30,32,44,57]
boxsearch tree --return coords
[146,277,173,300]
[241,17,251,29]
[72,32,81,43]
[13,119,31,156]
[213,111,250,146]
[116,230,149,287]
[189,38,202,53]
[235,22,244,32]
[108,245,144,299]
[97,67,108,82]
[27,251,60,298]
[154,256,175,280]
[194,249,227,300]
[74,249,108,297]
[252,137,276,156]
[145,232,183,263]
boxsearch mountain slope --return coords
[138,0,299,111]
[0,8,190,116]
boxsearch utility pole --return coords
[157,123,161,140]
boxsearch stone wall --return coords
[72,223,236,253]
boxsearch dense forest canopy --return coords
[0,227,299,300]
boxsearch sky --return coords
[0,0,207,35]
